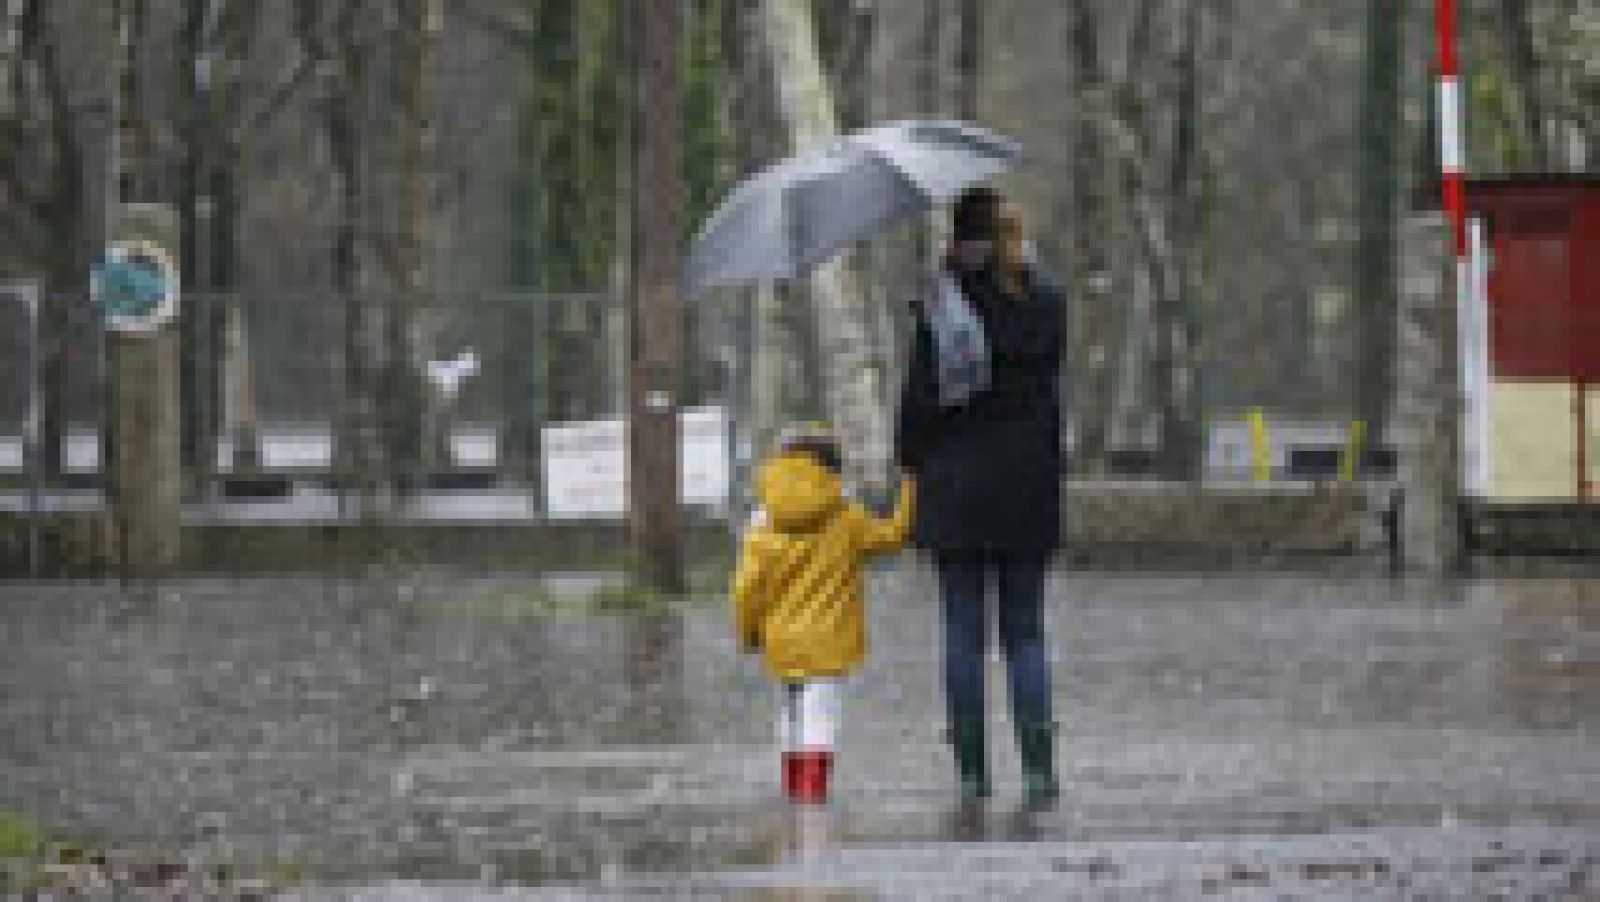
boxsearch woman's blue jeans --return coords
[933,549,1053,730]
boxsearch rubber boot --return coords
[948,718,991,800]
[791,751,833,804]
[1016,721,1059,807]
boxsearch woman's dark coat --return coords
[895,265,1066,552]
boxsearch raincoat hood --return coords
[756,453,845,534]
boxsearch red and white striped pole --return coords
[1435,0,1466,257]
[1436,0,1490,495]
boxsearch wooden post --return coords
[105,0,182,581]
[105,205,184,581]
[629,0,685,594]
[110,313,183,579]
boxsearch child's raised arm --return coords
[858,476,916,555]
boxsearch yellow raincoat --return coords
[732,452,915,680]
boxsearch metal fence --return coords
[1,289,735,519]
[0,285,1408,488]
[186,289,730,514]
[0,275,1591,515]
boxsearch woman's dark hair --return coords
[952,185,1001,242]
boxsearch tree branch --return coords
[1497,0,1549,166]
[229,50,325,145]
[455,0,545,54]
[0,194,49,257]
[0,164,50,219]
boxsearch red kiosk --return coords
[1467,175,1600,500]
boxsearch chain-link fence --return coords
[0,258,1593,528]
[0,286,1394,500]
[173,289,729,512]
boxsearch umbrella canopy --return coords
[685,120,1021,296]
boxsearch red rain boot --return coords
[792,751,833,804]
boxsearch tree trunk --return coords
[756,0,891,488]
[177,0,233,483]
[722,0,783,508]
[954,0,982,120]
[749,282,785,463]
[27,0,92,480]
[1154,0,1203,478]
[630,0,686,593]
[1105,0,1162,467]
[863,0,920,402]
[1354,0,1400,452]
[178,0,203,475]
[1068,0,1113,474]
[1,1,21,117]
[312,3,384,520]
[39,124,86,484]
[383,0,439,490]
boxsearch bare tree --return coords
[291,0,387,514]
[380,0,441,485]
[756,0,891,487]
[1353,0,1401,449]
[955,0,983,120]
[1066,0,1115,473]
[720,0,787,486]
[1151,0,1204,477]
[2,0,109,477]
[630,0,686,592]
[1495,0,1550,168]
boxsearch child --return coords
[732,425,915,803]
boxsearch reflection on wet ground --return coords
[1,570,1596,896]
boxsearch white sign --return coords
[260,429,335,470]
[0,438,22,471]
[542,405,728,518]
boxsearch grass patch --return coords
[0,817,306,896]
[472,560,733,620]
[0,811,47,895]
[0,811,44,859]
[587,583,668,611]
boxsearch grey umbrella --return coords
[685,120,1021,296]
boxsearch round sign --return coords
[93,240,179,333]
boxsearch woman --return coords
[896,185,1065,804]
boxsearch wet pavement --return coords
[1,569,1597,898]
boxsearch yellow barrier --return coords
[1247,408,1271,483]
[1338,420,1367,484]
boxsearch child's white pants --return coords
[777,678,842,752]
